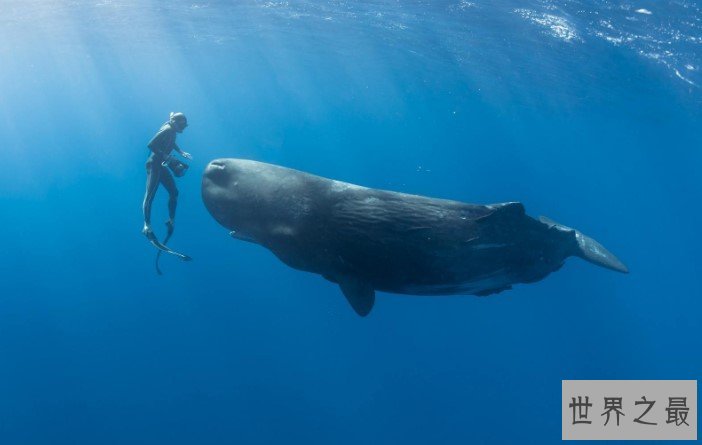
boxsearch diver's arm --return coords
[174,144,193,160]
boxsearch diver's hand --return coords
[181,151,193,160]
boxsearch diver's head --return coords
[169,112,188,133]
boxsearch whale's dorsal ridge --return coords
[476,202,525,222]
[491,201,525,216]
[338,275,376,317]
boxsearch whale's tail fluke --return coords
[573,230,629,273]
[539,216,629,274]
[575,230,629,273]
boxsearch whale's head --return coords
[202,158,312,245]
[202,158,268,239]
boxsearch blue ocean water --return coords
[0,1,700,444]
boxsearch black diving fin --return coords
[144,227,192,267]
[155,222,176,275]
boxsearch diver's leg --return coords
[142,160,161,233]
[160,168,178,233]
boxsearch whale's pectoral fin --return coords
[338,276,375,317]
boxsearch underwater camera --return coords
[165,157,189,177]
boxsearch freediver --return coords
[142,112,191,236]
[141,112,193,263]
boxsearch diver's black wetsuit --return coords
[143,122,179,226]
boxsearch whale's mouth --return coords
[204,159,231,188]
[209,160,226,170]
